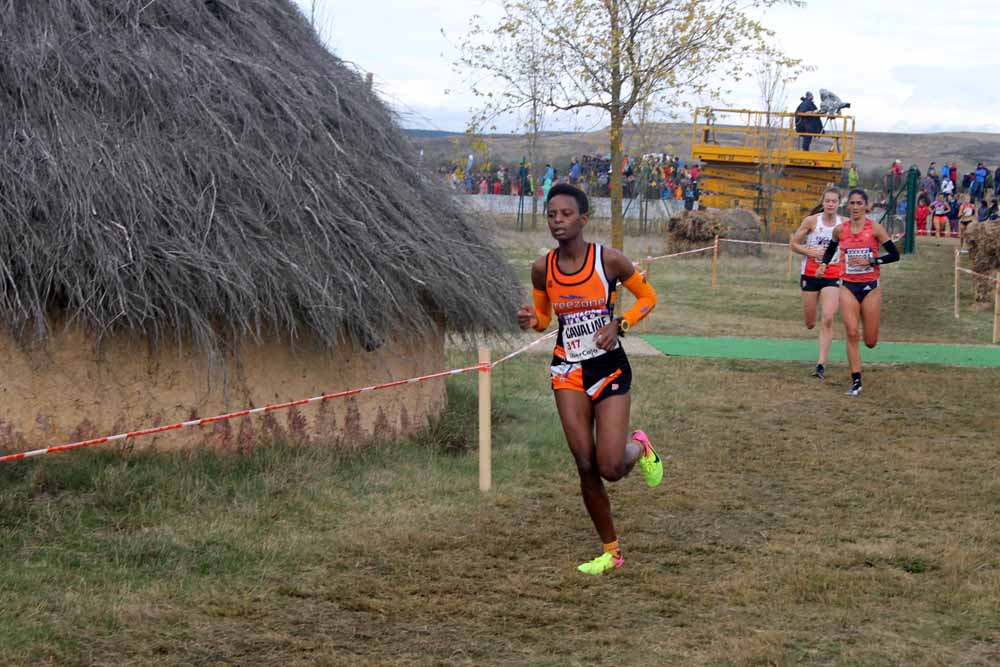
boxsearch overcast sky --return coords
[295,0,999,135]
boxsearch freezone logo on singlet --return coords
[554,297,609,312]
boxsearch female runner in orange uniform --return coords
[817,188,899,396]
[517,184,661,575]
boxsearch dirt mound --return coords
[965,221,1000,302]
[665,208,763,256]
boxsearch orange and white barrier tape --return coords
[0,325,575,465]
[646,244,715,263]
[957,267,1000,283]
[491,330,558,367]
[718,238,789,247]
[0,362,494,463]
[644,238,789,264]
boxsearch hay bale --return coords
[717,208,764,256]
[966,221,1000,302]
[665,208,763,256]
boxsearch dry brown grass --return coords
[2,355,998,666]
[3,220,999,666]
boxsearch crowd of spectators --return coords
[440,153,703,210]
[880,160,1000,251]
[437,147,1000,237]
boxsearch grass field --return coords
[2,218,999,666]
[493,216,998,345]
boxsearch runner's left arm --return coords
[870,223,900,266]
[606,249,658,329]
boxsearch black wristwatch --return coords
[615,317,629,336]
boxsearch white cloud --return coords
[300,0,1000,134]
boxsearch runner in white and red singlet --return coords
[790,188,844,380]
[817,188,900,396]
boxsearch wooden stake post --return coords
[994,272,1000,345]
[478,346,491,492]
[954,249,960,319]
[712,234,719,290]
[786,234,794,279]
[638,244,652,333]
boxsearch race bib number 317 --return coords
[562,310,612,362]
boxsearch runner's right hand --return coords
[517,305,537,331]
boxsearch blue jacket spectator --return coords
[794,92,822,151]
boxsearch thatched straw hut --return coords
[0,1,519,453]
[965,221,1000,303]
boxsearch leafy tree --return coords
[457,0,800,249]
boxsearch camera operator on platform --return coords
[795,91,823,151]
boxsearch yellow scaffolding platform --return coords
[691,108,856,233]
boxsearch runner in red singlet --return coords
[915,197,930,236]
[791,188,843,379]
[817,188,900,396]
[516,184,662,575]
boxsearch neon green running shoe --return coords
[632,430,663,488]
[577,551,624,575]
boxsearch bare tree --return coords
[305,1,335,46]
[458,0,799,250]
[454,9,551,228]
[755,56,808,235]
[757,59,787,236]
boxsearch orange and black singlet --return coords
[545,243,624,364]
[545,243,630,402]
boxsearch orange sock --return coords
[603,539,621,559]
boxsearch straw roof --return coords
[0,0,519,350]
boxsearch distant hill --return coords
[407,122,1000,181]
[404,129,462,139]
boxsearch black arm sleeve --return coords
[820,240,839,265]
[874,239,900,266]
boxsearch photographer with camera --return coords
[795,91,823,151]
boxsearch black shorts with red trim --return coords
[800,274,842,292]
[549,347,632,404]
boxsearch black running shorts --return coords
[550,347,632,404]
[800,275,841,292]
[843,280,880,303]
